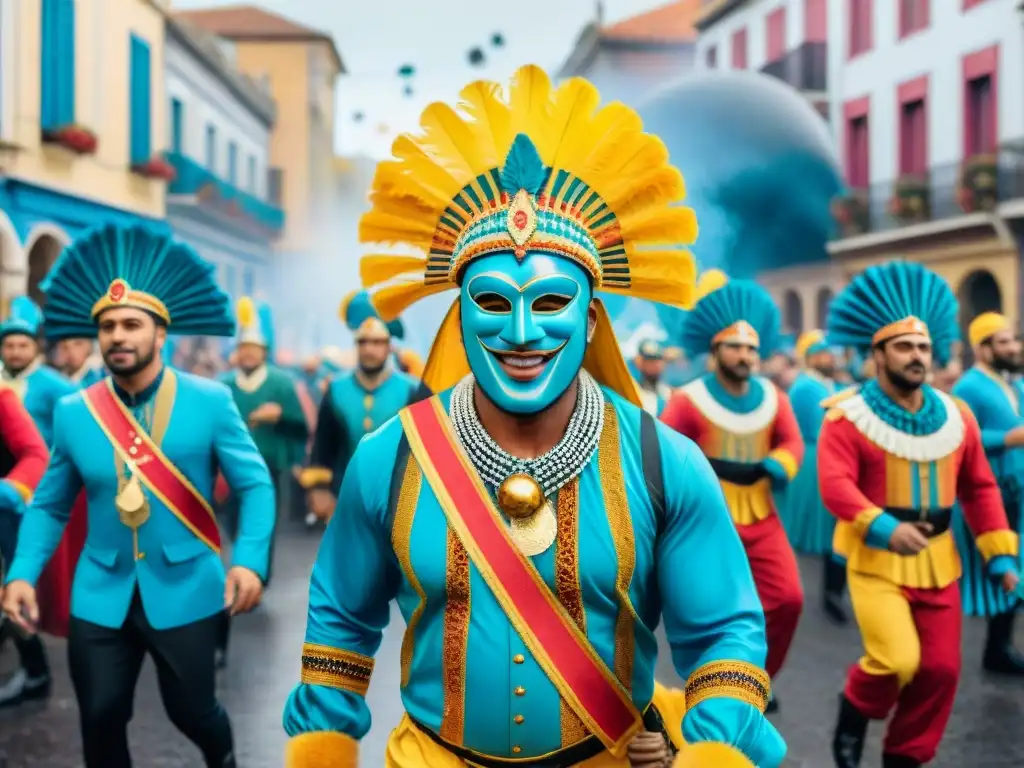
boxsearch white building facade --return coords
[163,18,284,303]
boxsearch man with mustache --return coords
[660,270,805,712]
[300,290,421,524]
[779,330,849,624]
[951,312,1024,675]
[821,263,1019,768]
[59,337,106,386]
[632,338,672,416]
[1,223,275,768]
[282,66,783,768]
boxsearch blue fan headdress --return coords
[235,296,275,352]
[339,289,391,339]
[387,318,405,340]
[40,223,234,341]
[680,271,781,358]
[0,296,44,340]
[826,261,959,366]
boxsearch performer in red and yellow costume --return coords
[660,271,805,703]
[282,65,785,768]
[821,261,1020,768]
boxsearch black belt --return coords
[708,458,768,486]
[887,507,952,537]
[409,706,670,768]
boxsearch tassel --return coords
[370,280,452,321]
[360,255,427,288]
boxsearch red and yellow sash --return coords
[82,380,221,552]
[399,397,643,757]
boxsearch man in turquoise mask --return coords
[282,66,784,768]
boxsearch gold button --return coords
[129,446,138,455]
[513,654,525,664]
[362,416,374,431]
[514,714,524,724]
[512,746,522,754]
[363,395,374,409]
[133,437,143,446]
[136,552,145,560]
[514,686,526,696]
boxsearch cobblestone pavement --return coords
[0,527,1022,767]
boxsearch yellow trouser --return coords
[847,569,923,687]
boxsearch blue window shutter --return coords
[248,155,256,191]
[56,0,75,126]
[129,35,152,165]
[206,125,216,169]
[228,142,237,183]
[170,98,183,153]
[39,0,59,130]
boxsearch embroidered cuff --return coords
[285,731,358,768]
[300,643,374,696]
[299,467,334,490]
[684,660,771,713]
[975,530,1019,562]
[851,506,885,537]
[7,480,32,504]
[765,449,799,481]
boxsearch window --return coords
[705,45,717,69]
[40,0,75,131]
[248,155,257,192]
[170,98,183,154]
[227,141,238,184]
[804,0,827,43]
[765,7,786,63]
[966,76,994,154]
[844,97,870,187]
[268,167,284,204]
[731,28,748,69]
[963,0,988,9]
[849,0,873,58]
[243,267,254,297]
[899,0,929,38]
[899,100,927,174]
[205,124,216,170]
[129,35,152,166]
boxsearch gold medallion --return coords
[116,473,150,530]
[497,473,545,519]
[508,500,557,557]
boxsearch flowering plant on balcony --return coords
[888,173,930,224]
[131,156,177,182]
[831,191,870,237]
[41,124,98,155]
[956,153,998,213]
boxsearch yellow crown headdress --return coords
[358,65,698,400]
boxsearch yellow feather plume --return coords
[236,296,255,328]
[337,290,359,323]
[696,269,729,300]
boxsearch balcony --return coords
[759,42,827,94]
[830,145,1024,241]
[164,151,285,238]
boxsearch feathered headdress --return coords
[236,296,275,351]
[0,296,44,340]
[680,271,781,358]
[339,289,391,340]
[795,329,830,360]
[358,64,697,400]
[40,223,234,340]
[826,261,959,365]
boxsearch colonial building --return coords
[0,0,168,305]
[827,0,1024,342]
[164,17,283,303]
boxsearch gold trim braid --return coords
[440,527,471,743]
[684,660,771,713]
[391,456,425,687]
[299,643,375,696]
[554,479,588,746]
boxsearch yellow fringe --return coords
[372,280,454,323]
[360,255,428,287]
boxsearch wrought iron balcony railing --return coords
[759,42,827,93]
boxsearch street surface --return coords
[0,525,1021,767]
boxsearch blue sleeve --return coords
[981,429,1009,452]
[282,438,398,740]
[213,387,276,580]
[5,403,83,586]
[987,555,1016,580]
[789,379,825,443]
[657,431,786,768]
[954,379,1007,452]
[0,481,26,516]
[865,512,900,549]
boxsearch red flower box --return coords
[41,124,97,155]
[131,156,177,181]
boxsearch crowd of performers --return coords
[0,64,1019,768]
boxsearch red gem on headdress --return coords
[108,279,128,302]
[512,210,529,230]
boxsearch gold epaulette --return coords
[820,388,856,409]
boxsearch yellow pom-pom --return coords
[285,731,358,768]
[696,269,729,301]
[673,742,755,768]
[236,296,255,328]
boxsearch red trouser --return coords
[845,570,961,763]
[737,514,804,677]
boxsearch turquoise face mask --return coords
[460,252,592,415]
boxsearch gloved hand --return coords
[682,697,786,768]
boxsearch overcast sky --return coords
[170,0,671,156]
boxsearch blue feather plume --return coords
[342,290,381,332]
[40,223,234,341]
[0,295,44,338]
[827,262,959,366]
[500,134,548,196]
[387,318,405,340]
[680,279,782,358]
[256,300,275,353]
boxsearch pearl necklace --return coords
[449,370,605,497]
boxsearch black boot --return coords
[882,753,920,768]
[215,610,230,671]
[831,695,868,768]
[0,634,51,708]
[983,610,1024,675]
[823,557,849,625]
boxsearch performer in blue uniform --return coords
[2,223,275,768]
[299,289,422,522]
[633,338,671,416]
[779,329,849,623]
[952,311,1024,675]
[58,337,106,386]
[283,65,783,768]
